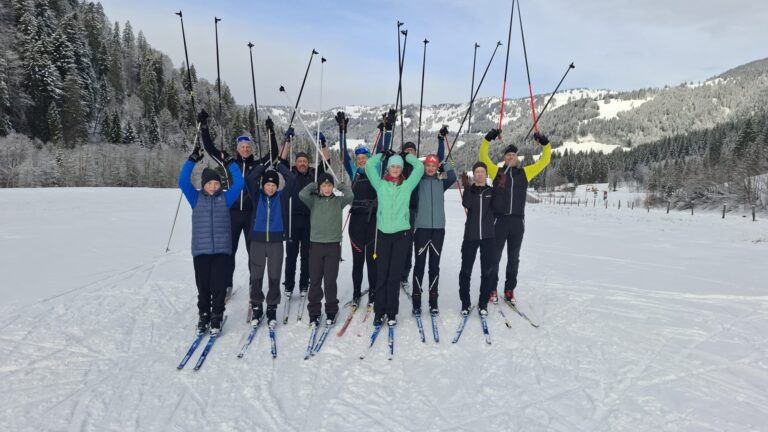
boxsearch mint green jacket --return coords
[364,153,424,234]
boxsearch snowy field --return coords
[1,188,767,431]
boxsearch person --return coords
[298,172,354,326]
[196,111,281,300]
[479,129,551,305]
[279,130,331,300]
[365,140,424,327]
[458,162,497,317]
[244,144,296,327]
[399,141,419,291]
[337,111,389,310]
[410,126,456,315]
[227,132,282,295]
[178,140,245,335]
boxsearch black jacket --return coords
[462,182,495,241]
[229,155,258,212]
[492,166,529,217]
[350,169,378,220]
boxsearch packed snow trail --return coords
[1,188,767,431]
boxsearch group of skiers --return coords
[179,108,551,337]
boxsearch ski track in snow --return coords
[1,188,767,431]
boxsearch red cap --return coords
[424,154,439,166]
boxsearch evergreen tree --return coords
[59,72,87,147]
[47,102,62,145]
[108,110,122,143]
[121,21,137,94]
[143,111,159,148]
[122,121,136,143]
[108,21,123,102]
[138,56,158,117]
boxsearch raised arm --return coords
[402,153,425,192]
[178,159,199,208]
[442,161,457,191]
[523,133,552,182]
[336,182,355,207]
[245,163,266,203]
[257,117,279,165]
[223,162,244,207]
[437,126,448,162]
[364,153,385,191]
[336,111,355,179]
[277,163,296,197]
[298,182,316,209]
[479,129,501,180]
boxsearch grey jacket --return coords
[414,165,457,229]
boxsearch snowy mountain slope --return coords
[1,188,767,431]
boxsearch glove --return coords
[221,150,234,165]
[335,111,348,132]
[533,132,549,145]
[188,145,204,162]
[438,162,446,173]
[376,121,384,132]
[385,109,396,130]
[439,125,449,137]
[382,149,397,158]
[460,172,470,188]
[319,132,327,148]
[284,127,295,140]
[265,117,274,131]
[197,110,209,126]
[485,129,500,141]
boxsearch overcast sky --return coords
[98,0,768,110]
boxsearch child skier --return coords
[458,162,497,317]
[178,142,245,335]
[298,172,354,326]
[245,141,296,327]
[411,126,457,315]
[365,145,424,326]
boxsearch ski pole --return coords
[443,41,503,163]
[278,49,318,162]
[416,38,429,157]
[522,62,575,142]
[316,57,327,182]
[279,86,340,183]
[212,17,230,185]
[468,42,479,135]
[499,0,516,131]
[165,122,202,252]
[247,42,263,157]
[517,0,538,134]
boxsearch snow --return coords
[551,135,628,156]
[1,188,767,431]
[595,97,654,120]
[547,88,607,110]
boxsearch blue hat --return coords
[386,154,404,168]
[354,145,370,156]
[237,135,253,143]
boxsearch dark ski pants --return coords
[458,238,498,310]
[249,241,284,307]
[494,215,525,293]
[227,209,252,288]
[284,224,310,292]
[193,253,229,318]
[349,213,377,302]
[411,228,445,310]
[401,209,417,282]
[307,242,341,318]
[374,230,411,319]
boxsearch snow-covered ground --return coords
[595,97,654,120]
[551,134,629,156]
[1,188,767,431]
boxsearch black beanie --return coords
[317,172,335,186]
[261,170,280,188]
[503,144,518,154]
[472,161,488,173]
[201,168,221,186]
[402,141,417,152]
[295,151,310,161]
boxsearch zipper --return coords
[478,189,483,239]
[239,160,245,211]
[509,171,514,214]
[209,195,214,253]
[430,179,434,228]
[266,196,271,242]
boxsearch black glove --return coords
[197,110,209,126]
[221,150,234,165]
[485,129,501,141]
[385,109,396,130]
[335,111,348,132]
[382,149,397,158]
[265,117,274,131]
[188,145,204,162]
[438,162,446,173]
[533,132,549,145]
[439,125,449,137]
[376,121,384,132]
[284,127,295,140]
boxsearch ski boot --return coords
[251,305,263,328]
[326,311,337,325]
[210,314,223,335]
[489,290,499,304]
[504,289,516,305]
[196,312,210,335]
[266,305,278,326]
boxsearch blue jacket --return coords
[178,160,244,256]
[245,163,296,243]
